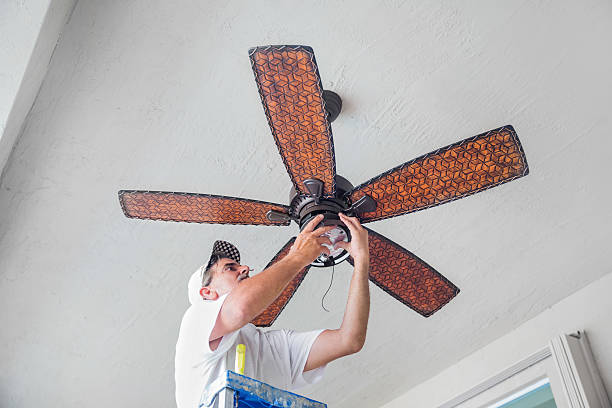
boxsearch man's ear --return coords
[199,286,219,301]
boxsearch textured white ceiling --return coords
[1,1,611,407]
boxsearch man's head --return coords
[199,241,250,300]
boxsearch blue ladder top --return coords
[200,370,327,408]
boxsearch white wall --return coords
[0,0,49,129]
[380,271,612,408]
[0,0,76,177]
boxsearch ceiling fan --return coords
[119,45,529,326]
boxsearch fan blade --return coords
[348,227,459,317]
[249,45,337,196]
[348,125,529,222]
[118,190,291,226]
[252,237,311,327]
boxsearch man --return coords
[175,213,370,408]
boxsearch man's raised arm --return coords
[211,215,334,339]
[303,213,370,371]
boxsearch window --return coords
[440,332,610,408]
[487,378,557,408]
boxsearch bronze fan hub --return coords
[289,175,354,267]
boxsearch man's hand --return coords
[288,214,335,267]
[335,213,369,265]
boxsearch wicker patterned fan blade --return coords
[252,237,311,327]
[349,125,529,223]
[348,227,459,317]
[249,45,337,196]
[118,190,291,226]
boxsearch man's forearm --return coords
[339,258,370,351]
[211,215,333,341]
[224,254,306,322]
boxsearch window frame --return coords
[438,331,610,408]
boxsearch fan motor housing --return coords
[289,175,354,267]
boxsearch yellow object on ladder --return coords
[235,344,246,375]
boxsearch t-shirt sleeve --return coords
[284,329,327,389]
[178,294,231,359]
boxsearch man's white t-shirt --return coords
[175,270,326,408]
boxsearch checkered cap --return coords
[206,240,240,269]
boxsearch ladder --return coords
[200,370,327,408]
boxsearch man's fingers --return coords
[317,237,333,246]
[339,213,361,232]
[338,212,355,225]
[302,214,324,233]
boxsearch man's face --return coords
[210,258,250,293]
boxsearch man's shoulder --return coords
[178,298,225,332]
[189,295,227,313]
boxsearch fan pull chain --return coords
[321,264,335,312]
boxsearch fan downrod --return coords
[322,90,342,123]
